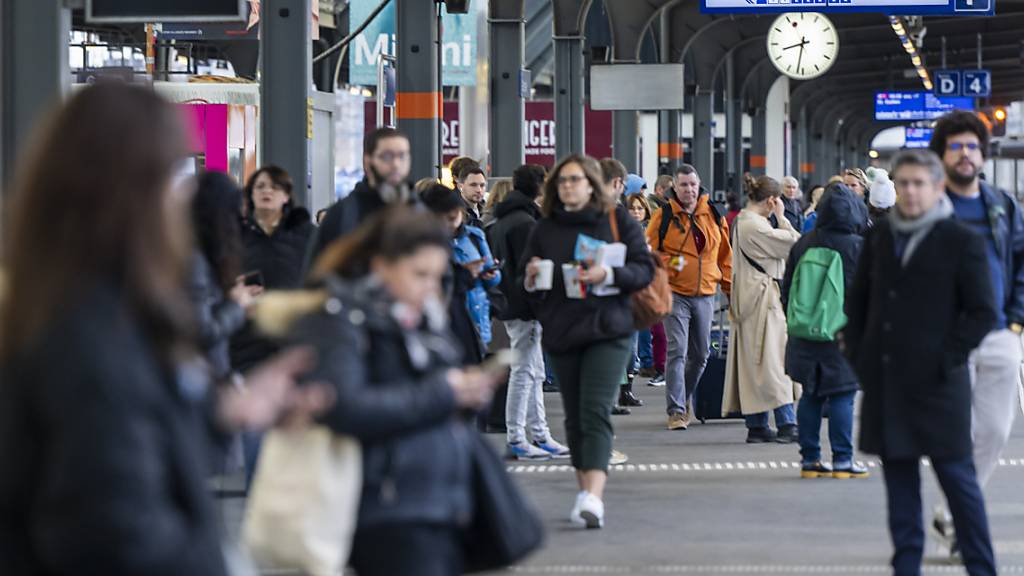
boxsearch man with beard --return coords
[306,127,415,267]
[928,110,1024,558]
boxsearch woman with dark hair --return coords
[723,175,802,444]
[268,206,499,576]
[0,83,316,576]
[521,154,655,528]
[190,171,259,380]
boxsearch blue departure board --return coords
[875,92,975,121]
[904,127,934,148]
[701,0,992,15]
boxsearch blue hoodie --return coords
[452,225,501,345]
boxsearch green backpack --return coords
[786,247,847,342]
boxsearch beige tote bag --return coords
[243,426,362,576]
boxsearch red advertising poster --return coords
[364,101,613,169]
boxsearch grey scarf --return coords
[888,194,954,266]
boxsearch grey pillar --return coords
[261,0,312,207]
[751,106,767,177]
[0,0,69,187]
[659,110,683,172]
[613,110,638,171]
[795,107,809,187]
[725,55,741,193]
[489,2,525,177]
[693,89,714,190]
[396,0,440,180]
[554,37,585,161]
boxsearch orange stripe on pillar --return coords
[658,143,683,159]
[750,155,767,168]
[800,162,815,174]
[396,92,443,120]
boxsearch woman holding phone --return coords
[277,206,500,575]
[521,155,654,529]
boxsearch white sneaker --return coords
[578,492,604,529]
[569,491,587,526]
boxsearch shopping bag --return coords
[242,426,361,576]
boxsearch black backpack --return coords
[656,199,725,251]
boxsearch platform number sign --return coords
[934,71,961,97]
[962,70,991,97]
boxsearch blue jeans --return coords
[883,458,995,576]
[544,350,558,384]
[637,329,653,369]
[797,391,856,467]
[744,403,796,430]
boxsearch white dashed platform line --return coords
[510,565,1024,574]
[506,459,1024,474]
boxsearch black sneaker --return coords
[775,424,799,444]
[542,379,559,393]
[619,389,644,407]
[612,404,631,416]
[800,462,834,479]
[746,427,777,443]
[832,462,870,479]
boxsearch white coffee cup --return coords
[534,259,555,291]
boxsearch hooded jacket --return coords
[645,195,733,297]
[486,189,542,321]
[782,184,865,397]
[452,225,501,345]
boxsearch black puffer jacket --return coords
[231,207,314,372]
[487,189,542,321]
[522,205,655,353]
[0,283,228,576]
[782,184,864,397]
[287,277,472,529]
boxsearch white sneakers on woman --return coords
[569,491,604,529]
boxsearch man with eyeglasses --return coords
[306,127,416,266]
[927,110,1024,558]
[646,164,733,431]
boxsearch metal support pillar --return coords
[261,0,312,207]
[1,0,69,188]
[488,2,525,177]
[693,89,715,192]
[725,54,741,194]
[396,0,440,180]
[554,37,585,161]
[613,110,638,172]
[750,106,767,177]
[795,107,810,188]
[659,110,683,172]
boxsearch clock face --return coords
[767,13,839,81]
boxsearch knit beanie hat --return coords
[867,167,896,210]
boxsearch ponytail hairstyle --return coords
[311,205,452,281]
[743,174,783,203]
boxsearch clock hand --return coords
[781,37,810,51]
[796,43,805,72]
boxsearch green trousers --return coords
[548,336,633,472]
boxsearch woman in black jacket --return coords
[0,83,314,576]
[190,171,259,381]
[522,154,655,529]
[277,207,497,576]
[232,166,316,373]
[781,183,867,479]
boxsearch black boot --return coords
[619,382,644,407]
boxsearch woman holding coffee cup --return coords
[521,154,654,529]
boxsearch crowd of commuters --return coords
[0,82,1020,576]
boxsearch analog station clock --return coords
[766,12,839,81]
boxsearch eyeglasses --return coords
[557,175,587,186]
[947,142,981,152]
[374,151,409,163]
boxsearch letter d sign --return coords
[934,71,961,97]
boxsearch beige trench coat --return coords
[722,209,801,416]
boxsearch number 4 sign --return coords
[963,70,991,97]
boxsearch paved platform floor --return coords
[484,378,1024,575]
[224,376,1024,576]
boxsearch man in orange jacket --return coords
[646,165,733,431]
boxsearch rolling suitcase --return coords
[694,302,742,423]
